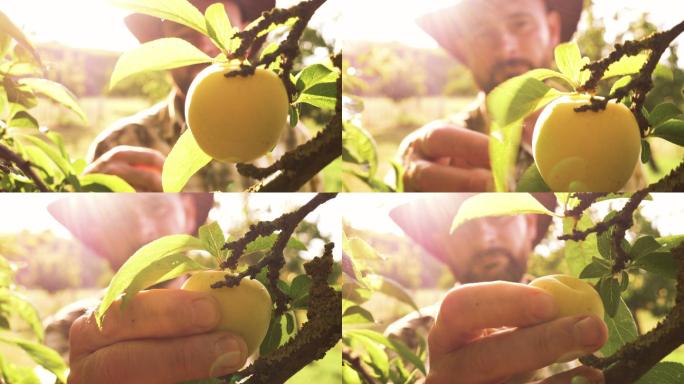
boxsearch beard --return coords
[482,59,536,93]
[459,247,526,283]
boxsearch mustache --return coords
[474,247,516,262]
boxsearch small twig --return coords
[213,193,337,315]
[564,193,610,217]
[576,19,684,136]
[0,142,49,192]
[238,53,342,191]
[582,243,684,383]
[221,243,341,384]
[558,190,648,243]
[343,348,379,384]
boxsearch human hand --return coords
[426,281,607,384]
[84,146,165,192]
[398,122,493,191]
[68,289,248,384]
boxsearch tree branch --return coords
[0,142,49,192]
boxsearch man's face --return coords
[441,215,537,283]
[163,0,245,97]
[454,0,561,93]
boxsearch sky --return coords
[0,0,340,52]
[338,0,684,59]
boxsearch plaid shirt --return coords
[87,91,320,192]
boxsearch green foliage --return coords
[0,254,68,383]
[0,9,133,191]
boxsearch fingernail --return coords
[574,316,604,348]
[191,297,220,328]
[210,336,245,376]
[530,292,557,321]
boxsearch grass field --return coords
[346,96,684,191]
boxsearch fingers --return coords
[429,316,608,384]
[106,146,165,169]
[70,290,221,359]
[84,146,165,191]
[414,124,490,167]
[429,282,557,355]
[99,162,163,192]
[68,331,247,384]
[403,159,492,192]
[534,365,604,384]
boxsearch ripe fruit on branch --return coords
[181,271,273,356]
[185,64,289,163]
[529,274,604,320]
[532,94,641,192]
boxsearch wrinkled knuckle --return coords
[170,343,197,377]
[439,289,469,329]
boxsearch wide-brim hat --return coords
[124,0,275,43]
[417,0,584,63]
[389,193,556,263]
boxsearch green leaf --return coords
[362,274,420,312]
[350,332,390,378]
[0,9,41,65]
[487,75,566,127]
[0,289,44,341]
[636,362,684,384]
[198,222,226,257]
[346,329,426,375]
[260,315,283,355]
[451,193,555,233]
[516,163,551,192]
[288,104,299,127]
[563,214,598,277]
[597,277,620,317]
[641,139,651,164]
[21,135,74,176]
[242,234,306,256]
[111,0,208,36]
[0,335,67,383]
[162,128,212,192]
[289,275,312,302]
[342,122,378,177]
[343,236,384,262]
[652,119,684,146]
[342,305,375,324]
[610,75,632,96]
[0,357,41,384]
[343,363,363,384]
[296,81,337,110]
[634,252,678,279]
[110,38,213,90]
[630,236,662,260]
[123,253,207,302]
[554,42,583,85]
[204,3,234,53]
[96,234,203,327]
[600,298,637,356]
[18,78,87,123]
[295,64,338,93]
[8,110,38,129]
[603,53,649,79]
[79,173,135,192]
[578,259,611,279]
[648,103,682,128]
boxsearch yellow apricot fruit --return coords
[529,274,604,320]
[185,64,289,163]
[532,94,641,192]
[181,271,273,356]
